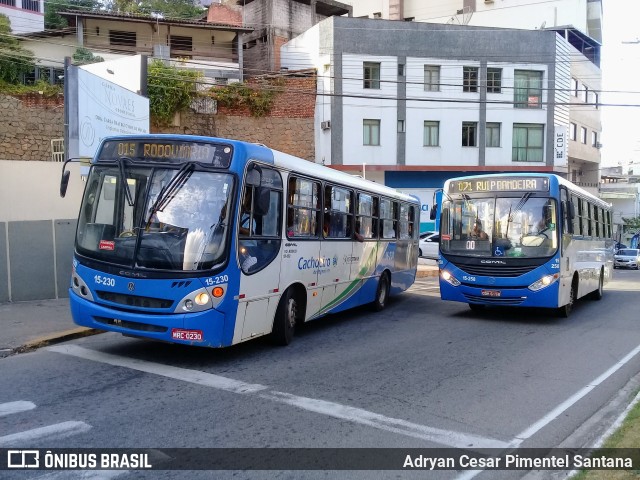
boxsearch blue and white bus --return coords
[435,173,613,317]
[60,135,420,347]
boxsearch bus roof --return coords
[271,149,417,204]
[443,173,610,210]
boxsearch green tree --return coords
[104,0,203,18]
[45,1,100,30]
[147,59,202,126]
[0,14,35,84]
[622,217,640,234]
[72,47,105,65]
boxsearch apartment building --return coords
[282,17,576,230]
[346,0,603,192]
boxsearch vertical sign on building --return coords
[554,125,567,167]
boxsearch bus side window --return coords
[324,185,352,239]
[287,176,320,238]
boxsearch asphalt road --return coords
[2,270,640,480]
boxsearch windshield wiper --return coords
[145,163,195,229]
[116,156,134,207]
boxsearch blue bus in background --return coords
[60,134,419,347]
[436,173,613,317]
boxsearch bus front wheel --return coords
[558,278,577,318]
[271,289,298,346]
[372,272,390,312]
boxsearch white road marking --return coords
[0,400,36,417]
[454,342,640,480]
[0,421,91,447]
[512,342,640,445]
[47,344,268,394]
[47,345,508,449]
[262,391,509,449]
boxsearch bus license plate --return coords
[171,329,203,342]
[481,290,501,297]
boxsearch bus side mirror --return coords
[246,164,262,187]
[429,204,438,220]
[254,187,271,216]
[60,170,71,198]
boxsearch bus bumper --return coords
[438,275,559,308]
[69,290,228,347]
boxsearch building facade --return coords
[241,0,351,76]
[345,0,603,192]
[0,0,43,35]
[282,17,578,230]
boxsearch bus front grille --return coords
[457,264,537,277]
[96,291,174,309]
[94,316,168,333]
[463,294,525,306]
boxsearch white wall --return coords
[0,161,85,222]
[0,2,44,35]
[342,54,398,166]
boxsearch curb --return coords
[9,327,103,356]
[417,268,439,278]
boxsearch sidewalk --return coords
[0,261,438,356]
[0,298,97,357]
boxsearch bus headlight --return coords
[194,292,210,305]
[528,274,559,292]
[441,270,461,286]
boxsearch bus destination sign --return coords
[97,139,233,167]
[449,176,549,194]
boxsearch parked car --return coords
[419,233,440,258]
[613,248,640,269]
[419,231,437,240]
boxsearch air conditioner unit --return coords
[484,0,494,3]
[321,121,331,130]
[596,142,603,149]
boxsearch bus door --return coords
[282,176,322,320]
[235,167,284,342]
[319,185,354,313]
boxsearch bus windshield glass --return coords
[76,165,234,271]
[440,195,558,258]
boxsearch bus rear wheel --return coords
[589,269,604,301]
[271,289,298,346]
[372,272,390,312]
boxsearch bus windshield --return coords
[76,165,234,272]
[440,195,558,258]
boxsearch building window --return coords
[592,131,598,147]
[514,70,543,108]
[0,0,16,6]
[424,65,440,92]
[170,35,193,53]
[462,122,477,147]
[109,30,137,47]
[423,121,439,146]
[486,122,501,147]
[513,124,544,162]
[23,0,39,11]
[463,66,478,93]
[364,62,380,89]
[571,78,579,96]
[592,91,599,108]
[363,119,380,146]
[487,68,502,93]
[580,127,587,144]
[398,64,405,76]
[580,85,588,102]
[569,123,577,141]
[397,120,405,133]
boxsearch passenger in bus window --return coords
[472,220,489,240]
[354,220,364,242]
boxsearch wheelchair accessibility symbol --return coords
[494,246,505,256]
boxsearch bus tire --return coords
[372,272,390,312]
[589,268,604,301]
[271,289,298,346]
[468,303,486,313]
[558,277,578,318]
